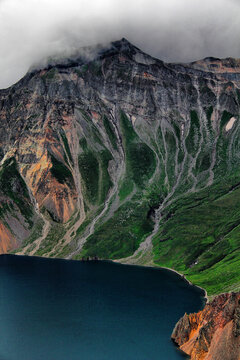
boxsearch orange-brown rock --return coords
[172,292,240,360]
[2,38,240,260]
[21,150,77,223]
[0,222,18,254]
[190,57,240,75]
[14,102,79,223]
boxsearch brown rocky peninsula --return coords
[172,292,240,360]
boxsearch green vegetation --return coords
[79,112,164,262]
[75,62,102,77]
[53,243,73,258]
[200,84,216,103]
[74,69,83,77]
[185,110,200,155]
[4,76,240,300]
[156,126,166,158]
[128,142,155,187]
[78,150,99,204]
[165,130,177,188]
[0,157,33,223]
[195,153,211,173]
[80,64,89,73]
[120,111,156,188]
[79,137,88,151]
[177,147,185,164]
[220,110,233,130]
[89,61,102,76]
[41,68,57,80]
[172,122,181,141]
[60,132,73,164]
[118,178,134,201]
[103,115,118,149]
[206,106,213,124]
[0,202,14,219]
[78,142,112,205]
[75,217,92,237]
[0,147,3,161]
[152,172,240,295]
[213,111,235,177]
[35,223,65,256]
[78,111,157,261]
[236,88,240,104]
[81,198,154,259]
[50,154,74,187]
[98,149,113,203]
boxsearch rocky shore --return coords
[172,292,240,360]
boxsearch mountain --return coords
[1,37,240,282]
[1,38,240,358]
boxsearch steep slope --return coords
[0,157,37,252]
[172,292,240,360]
[0,38,240,296]
[2,37,240,360]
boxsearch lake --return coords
[0,255,204,360]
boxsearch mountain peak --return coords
[111,37,139,50]
[28,38,141,74]
[97,38,142,60]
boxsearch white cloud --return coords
[0,0,240,88]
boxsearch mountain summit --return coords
[1,38,240,359]
[0,38,239,289]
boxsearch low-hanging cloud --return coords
[0,0,240,89]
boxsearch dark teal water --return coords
[0,255,204,360]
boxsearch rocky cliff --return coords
[0,38,240,296]
[172,292,240,360]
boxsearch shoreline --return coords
[155,265,208,303]
[112,259,209,303]
[11,253,209,302]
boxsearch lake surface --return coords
[0,255,204,360]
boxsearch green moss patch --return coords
[152,172,240,295]
[50,154,74,187]
[185,110,200,155]
[78,145,112,205]
[81,199,154,259]
[120,111,156,188]
[103,116,118,149]
[78,150,99,204]
[0,157,33,223]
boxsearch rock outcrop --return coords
[172,292,240,360]
[1,38,240,267]
[2,38,240,358]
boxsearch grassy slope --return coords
[80,108,240,296]
[79,198,153,259]
[80,111,156,259]
[152,172,240,296]
[40,106,240,296]
[0,157,33,224]
[78,142,113,206]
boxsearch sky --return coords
[0,0,240,89]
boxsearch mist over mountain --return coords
[1,2,240,358]
[1,0,240,88]
[0,37,239,284]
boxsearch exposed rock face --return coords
[1,37,240,359]
[1,38,240,262]
[172,292,240,360]
[0,222,17,253]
